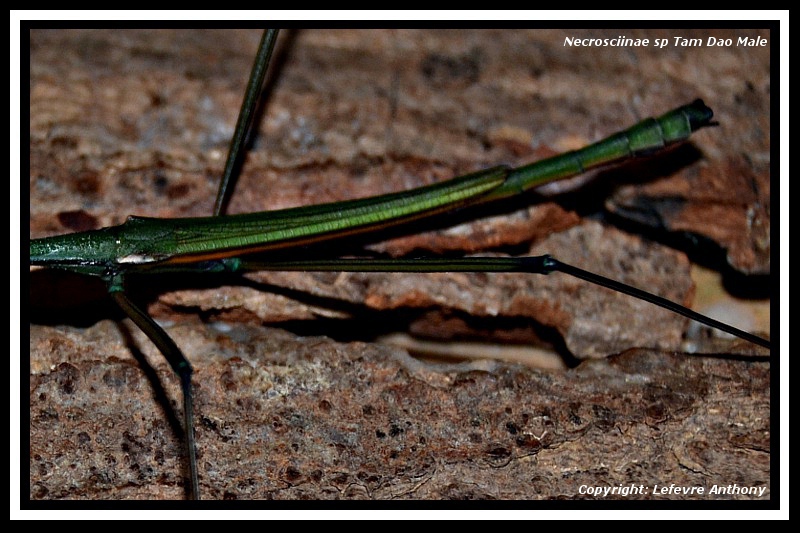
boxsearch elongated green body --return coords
[30,100,712,277]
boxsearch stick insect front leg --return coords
[29,29,770,500]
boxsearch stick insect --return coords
[29,29,771,500]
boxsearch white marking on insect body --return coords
[117,254,157,264]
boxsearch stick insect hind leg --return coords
[29,29,768,494]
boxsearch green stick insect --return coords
[30,29,771,500]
